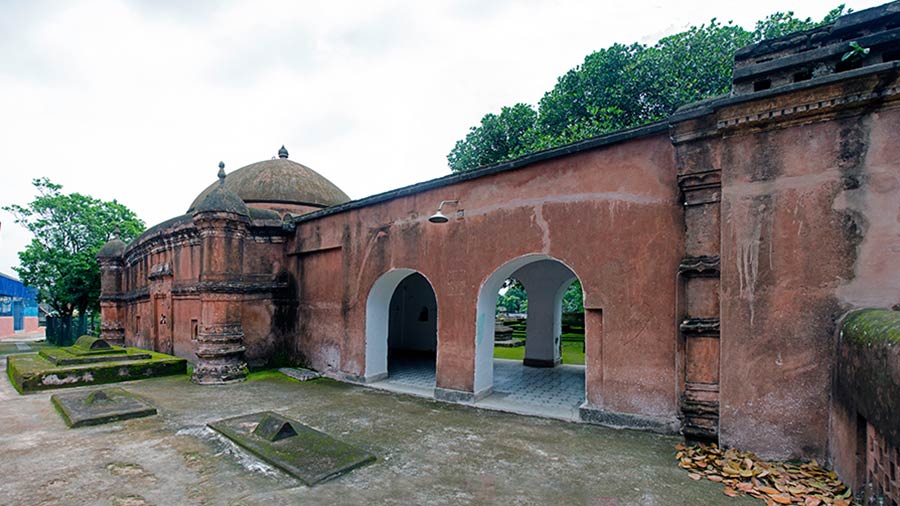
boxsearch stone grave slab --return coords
[208,411,375,486]
[278,367,321,381]
[51,387,157,428]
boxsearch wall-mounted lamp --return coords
[428,200,460,224]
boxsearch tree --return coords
[448,6,848,172]
[448,103,538,172]
[562,279,584,314]
[751,6,847,42]
[497,278,528,314]
[3,178,144,317]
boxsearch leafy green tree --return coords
[537,43,644,140]
[496,278,583,315]
[448,6,848,172]
[562,279,583,314]
[448,103,538,172]
[3,178,144,317]
[497,279,528,314]
[751,6,847,41]
[636,20,753,121]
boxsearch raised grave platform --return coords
[40,336,151,365]
[6,337,187,394]
[51,387,157,428]
[208,411,375,486]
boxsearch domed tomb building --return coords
[98,147,350,383]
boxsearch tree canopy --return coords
[496,278,584,315]
[3,178,145,317]
[448,6,848,172]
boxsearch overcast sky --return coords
[0,0,884,276]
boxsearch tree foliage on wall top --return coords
[448,6,848,172]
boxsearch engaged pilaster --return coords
[191,162,251,384]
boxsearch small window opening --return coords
[753,79,772,92]
[793,69,812,82]
[836,58,863,73]
[191,319,199,340]
[883,50,900,63]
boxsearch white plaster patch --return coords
[175,426,282,479]
[834,166,900,307]
[533,204,551,254]
[41,373,92,386]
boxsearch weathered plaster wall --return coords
[292,132,683,422]
[717,102,900,461]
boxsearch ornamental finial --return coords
[217,161,226,185]
[278,145,289,159]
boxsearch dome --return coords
[192,162,250,217]
[97,237,126,258]
[187,147,350,215]
[97,226,127,258]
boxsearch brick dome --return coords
[187,147,350,215]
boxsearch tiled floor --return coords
[380,355,585,421]
[490,359,585,410]
[386,355,437,387]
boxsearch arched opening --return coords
[495,278,585,366]
[365,269,437,390]
[475,254,586,419]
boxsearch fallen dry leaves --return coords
[675,443,855,506]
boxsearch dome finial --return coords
[217,161,226,186]
[113,225,121,239]
[278,145,289,159]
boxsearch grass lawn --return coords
[493,341,585,365]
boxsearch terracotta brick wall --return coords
[867,423,900,505]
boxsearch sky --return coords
[0,0,885,276]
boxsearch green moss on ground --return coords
[842,309,900,345]
[246,370,300,383]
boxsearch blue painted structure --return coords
[0,273,38,332]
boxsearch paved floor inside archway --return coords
[0,355,754,506]
[382,356,585,420]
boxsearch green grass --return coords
[493,341,585,365]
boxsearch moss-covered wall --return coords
[835,309,900,449]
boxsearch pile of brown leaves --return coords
[675,443,854,506]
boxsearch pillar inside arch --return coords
[511,260,577,368]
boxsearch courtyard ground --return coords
[0,347,754,506]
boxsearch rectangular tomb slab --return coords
[39,346,151,366]
[6,349,187,394]
[208,411,375,486]
[278,367,321,381]
[51,388,157,428]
